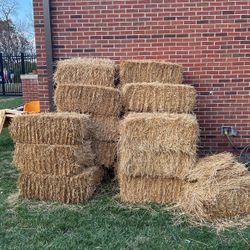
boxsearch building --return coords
[24,0,250,154]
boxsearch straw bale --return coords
[93,141,117,167]
[119,150,196,178]
[185,152,248,182]
[179,175,250,220]
[91,115,119,142]
[119,173,185,204]
[18,166,104,203]
[178,153,250,219]
[54,85,121,116]
[119,113,199,154]
[120,60,183,85]
[10,112,91,145]
[14,142,95,176]
[54,57,115,87]
[122,83,196,113]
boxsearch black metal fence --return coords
[0,53,37,96]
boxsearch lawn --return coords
[0,96,23,109]
[0,97,250,249]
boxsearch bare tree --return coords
[0,0,16,20]
[0,0,16,55]
[0,0,33,56]
[16,2,36,54]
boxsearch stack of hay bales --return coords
[178,153,250,220]
[118,60,199,204]
[10,113,104,203]
[54,58,121,168]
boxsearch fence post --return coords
[0,53,5,96]
[21,52,25,74]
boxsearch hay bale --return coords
[10,113,91,145]
[185,152,249,182]
[119,173,185,204]
[14,142,95,176]
[93,141,117,167]
[18,166,104,204]
[178,153,250,219]
[54,57,115,87]
[91,115,119,142]
[119,150,196,178]
[179,176,250,220]
[120,60,183,85]
[119,113,199,154]
[122,83,196,113]
[54,85,121,116]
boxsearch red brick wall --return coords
[21,75,39,104]
[33,0,250,154]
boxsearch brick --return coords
[72,48,84,52]
[84,48,96,53]
[241,15,250,18]
[65,28,77,32]
[222,11,235,15]
[164,17,176,20]
[71,14,82,18]
[221,45,232,49]
[197,20,209,24]
[32,0,250,152]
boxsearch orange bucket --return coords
[24,101,40,113]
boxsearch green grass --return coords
[0,96,23,109]
[0,98,250,249]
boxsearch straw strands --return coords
[120,60,183,85]
[11,112,104,204]
[179,176,250,220]
[10,113,92,145]
[122,83,196,113]
[185,152,249,182]
[14,142,95,176]
[119,173,185,204]
[119,113,199,154]
[119,150,196,178]
[54,85,121,116]
[91,115,119,142]
[93,141,117,167]
[53,58,121,170]
[18,166,104,204]
[178,153,250,220]
[54,58,116,87]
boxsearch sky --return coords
[13,0,35,44]
[14,0,33,23]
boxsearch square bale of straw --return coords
[54,57,116,87]
[178,153,250,220]
[93,141,117,168]
[118,150,196,179]
[119,173,185,204]
[14,142,95,176]
[18,166,104,204]
[120,60,183,85]
[10,113,91,145]
[122,83,196,113]
[91,115,119,142]
[119,113,199,155]
[54,85,121,116]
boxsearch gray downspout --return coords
[43,0,54,111]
